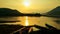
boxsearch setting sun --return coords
[24,2,29,7]
[23,0,30,7]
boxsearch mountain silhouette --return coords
[0,8,22,17]
[44,6,60,18]
[0,8,41,17]
[23,13,41,17]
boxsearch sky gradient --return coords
[0,0,60,13]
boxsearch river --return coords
[0,16,60,29]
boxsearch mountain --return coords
[0,8,22,17]
[44,6,60,18]
[0,8,41,17]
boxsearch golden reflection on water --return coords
[1,16,60,29]
[18,16,60,29]
[25,16,29,26]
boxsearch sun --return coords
[23,0,30,7]
[24,2,29,6]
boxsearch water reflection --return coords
[0,16,60,29]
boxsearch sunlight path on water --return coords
[25,16,29,26]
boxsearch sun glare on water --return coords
[25,16,29,26]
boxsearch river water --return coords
[0,16,60,29]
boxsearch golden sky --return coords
[0,0,60,13]
[0,0,60,30]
